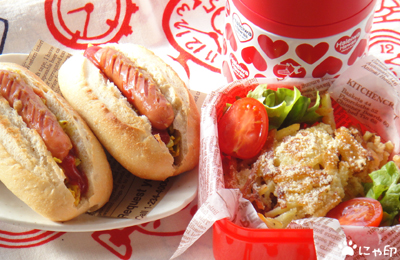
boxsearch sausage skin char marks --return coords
[0,70,72,160]
[84,46,175,130]
[0,69,88,199]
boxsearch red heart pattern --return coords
[334,28,361,55]
[254,73,266,78]
[225,0,230,16]
[295,42,329,64]
[222,60,234,82]
[229,53,249,79]
[241,46,267,71]
[312,56,343,78]
[222,7,373,80]
[365,14,374,33]
[348,39,367,66]
[232,14,253,42]
[258,34,289,59]
[222,38,227,56]
[225,22,237,52]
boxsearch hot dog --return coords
[0,70,73,160]
[58,43,200,180]
[84,46,175,130]
[0,62,113,222]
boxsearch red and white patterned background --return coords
[0,0,400,259]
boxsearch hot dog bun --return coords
[0,62,113,222]
[58,43,200,180]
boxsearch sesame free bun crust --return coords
[0,62,113,222]
[58,44,200,180]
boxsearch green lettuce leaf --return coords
[380,211,399,226]
[246,84,322,130]
[365,161,400,226]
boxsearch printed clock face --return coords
[365,0,400,79]
[369,37,400,78]
[44,0,138,49]
[162,0,226,74]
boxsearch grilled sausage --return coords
[84,46,174,130]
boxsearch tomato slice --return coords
[218,97,269,159]
[326,198,383,227]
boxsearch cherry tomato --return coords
[218,97,269,159]
[326,198,383,227]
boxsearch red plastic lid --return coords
[231,0,377,39]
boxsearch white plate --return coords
[0,53,198,232]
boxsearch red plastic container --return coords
[222,0,378,81]
[232,0,377,39]
[213,218,316,260]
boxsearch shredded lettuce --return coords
[364,161,400,226]
[246,84,322,130]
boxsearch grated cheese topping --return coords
[226,123,394,228]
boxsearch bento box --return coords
[198,56,400,259]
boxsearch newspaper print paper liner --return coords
[172,55,400,260]
[0,53,199,232]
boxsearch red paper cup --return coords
[222,0,377,81]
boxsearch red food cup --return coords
[222,0,377,82]
[213,218,317,260]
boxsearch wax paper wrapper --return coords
[171,55,400,260]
